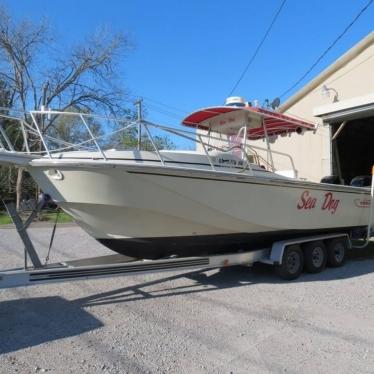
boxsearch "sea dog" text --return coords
[297,190,340,214]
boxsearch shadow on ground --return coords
[75,245,374,307]
[1,244,373,354]
[0,296,103,354]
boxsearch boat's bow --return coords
[0,150,40,166]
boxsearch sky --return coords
[3,0,374,126]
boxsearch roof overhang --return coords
[313,93,374,123]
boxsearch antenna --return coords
[270,97,281,110]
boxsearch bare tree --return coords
[0,6,132,208]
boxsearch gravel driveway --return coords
[1,225,374,374]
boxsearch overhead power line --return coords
[145,103,183,120]
[228,0,287,97]
[279,0,374,99]
[142,96,188,114]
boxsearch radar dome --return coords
[225,96,246,107]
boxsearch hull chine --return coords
[97,227,363,259]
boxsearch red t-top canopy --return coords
[181,106,316,140]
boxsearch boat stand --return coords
[3,199,45,269]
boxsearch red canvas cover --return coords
[182,106,315,139]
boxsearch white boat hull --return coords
[27,162,370,258]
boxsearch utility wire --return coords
[145,103,183,120]
[279,0,373,99]
[142,96,188,114]
[228,0,287,96]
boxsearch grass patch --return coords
[39,212,73,223]
[0,211,73,225]
[0,213,12,225]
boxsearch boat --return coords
[0,99,371,259]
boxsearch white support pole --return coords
[135,98,143,150]
[262,118,275,171]
[367,165,374,241]
[79,114,107,161]
[0,123,15,151]
[240,125,254,176]
[20,120,30,154]
[143,123,165,166]
[353,165,374,248]
[199,134,215,171]
[0,135,5,150]
[29,112,52,158]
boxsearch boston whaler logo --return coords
[354,198,371,208]
[297,190,340,215]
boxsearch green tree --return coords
[0,6,132,208]
[0,6,175,209]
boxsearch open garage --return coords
[266,32,374,183]
[315,97,374,185]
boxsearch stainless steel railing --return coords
[0,109,298,177]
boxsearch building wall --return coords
[262,38,374,182]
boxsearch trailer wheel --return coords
[275,245,304,280]
[302,241,327,273]
[326,238,347,267]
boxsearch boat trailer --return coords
[2,166,374,289]
[0,198,364,289]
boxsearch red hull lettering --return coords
[297,191,316,210]
[322,192,340,214]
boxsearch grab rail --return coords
[0,114,33,153]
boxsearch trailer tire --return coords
[302,241,327,273]
[275,245,304,280]
[326,238,347,267]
